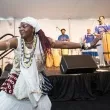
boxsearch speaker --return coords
[60,55,97,74]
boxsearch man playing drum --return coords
[94,16,110,66]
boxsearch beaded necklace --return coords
[21,36,37,68]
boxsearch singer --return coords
[94,16,110,66]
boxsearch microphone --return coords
[56,27,61,31]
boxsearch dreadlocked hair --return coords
[36,29,52,55]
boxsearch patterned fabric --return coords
[0,36,52,97]
[40,71,53,95]
[11,36,45,75]
[0,71,53,95]
[95,24,110,34]
[0,74,18,94]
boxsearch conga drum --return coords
[61,49,69,55]
[102,32,110,63]
[52,49,61,67]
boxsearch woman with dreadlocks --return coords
[0,17,100,110]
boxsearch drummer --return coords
[82,29,98,57]
[58,28,70,41]
[94,16,110,66]
[83,29,95,44]
[58,28,70,55]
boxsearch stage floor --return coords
[45,67,61,76]
[45,66,110,76]
[1,67,110,110]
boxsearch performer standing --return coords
[58,28,70,55]
[0,17,100,110]
[58,28,70,41]
[94,16,110,66]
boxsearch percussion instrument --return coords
[52,49,61,67]
[102,32,110,63]
[82,49,98,57]
[61,49,69,55]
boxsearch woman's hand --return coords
[48,36,101,50]
[0,37,18,51]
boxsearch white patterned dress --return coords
[0,36,52,110]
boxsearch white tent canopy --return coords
[0,0,110,68]
[0,0,110,19]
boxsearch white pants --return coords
[96,40,105,66]
[0,91,52,110]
